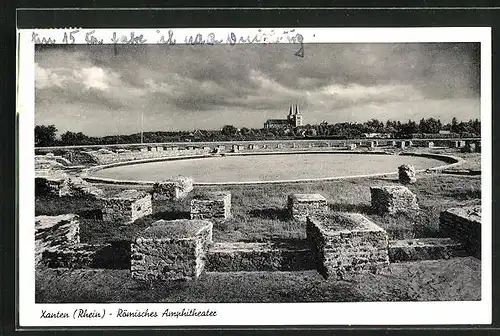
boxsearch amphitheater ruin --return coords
[34,138,482,286]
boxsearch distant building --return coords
[264,104,303,129]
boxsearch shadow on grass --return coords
[249,208,290,221]
[151,210,191,221]
[93,240,131,269]
[328,203,374,214]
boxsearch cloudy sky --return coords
[35,43,480,136]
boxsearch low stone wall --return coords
[370,186,419,214]
[388,238,466,262]
[206,241,315,272]
[41,241,131,269]
[36,173,103,198]
[190,192,231,221]
[35,214,80,266]
[307,213,389,279]
[288,193,328,222]
[88,148,210,165]
[152,177,194,201]
[102,189,152,224]
[440,205,481,258]
[130,219,213,281]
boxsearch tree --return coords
[35,125,58,147]
[60,131,90,146]
[419,117,441,134]
[221,125,238,137]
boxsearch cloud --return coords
[34,43,481,136]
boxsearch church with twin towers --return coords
[264,104,303,129]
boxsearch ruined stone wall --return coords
[206,241,315,272]
[440,205,481,258]
[89,148,210,165]
[370,186,419,214]
[152,177,194,201]
[35,174,103,198]
[102,190,152,223]
[41,241,131,269]
[130,219,213,281]
[35,214,80,266]
[307,213,389,278]
[388,238,466,262]
[190,192,231,220]
[288,194,328,222]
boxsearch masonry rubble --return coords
[307,213,389,279]
[370,186,419,214]
[35,214,80,266]
[288,193,328,222]
[398,164,417,184]
[152,177,194,201]
[130,219,213,281]
[101,189,152,224]
[35,172,103,198]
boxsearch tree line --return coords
[35,117,481,147]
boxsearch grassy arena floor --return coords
[34,149,482,303]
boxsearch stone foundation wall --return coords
[190,192,231,221]
[370,186,419,214]
[130,219,213,281]
[35,214,80,266]
[41,241,131,269]
[307,213,389,279]
[440,205,481,258]
[152,177,194,201]
[288,193,328,222]
[388,238,467,262]
[102,190,152,223]
[206,241,315,272]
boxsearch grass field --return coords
[35,174,481,243]
[34,149,482,303]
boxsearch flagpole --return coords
[141,112,144,144]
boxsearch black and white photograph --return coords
[17,27,491,326]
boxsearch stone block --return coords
[102,189,152,224]
[440,205,481,258]
[398,164,417,184]
[35,214,80,266]
[190,192,231,220]
[307,213,389,279]
[152,177,194,201]
[388,238,466,262]
[288,193,328,222]
[398,164,416,182]
[131,219,213,281]
[370,186,419,214]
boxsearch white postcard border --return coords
[17,26,492,327]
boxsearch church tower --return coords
[294,103,303,127]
